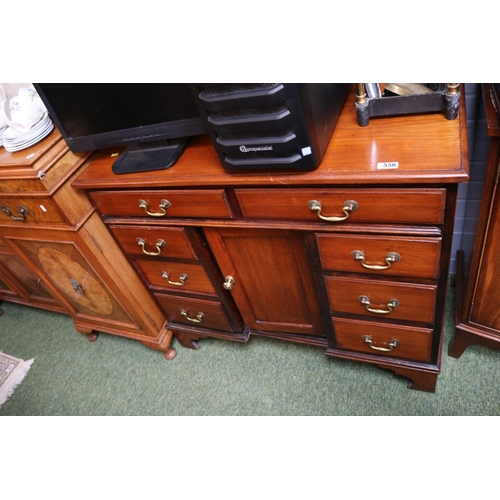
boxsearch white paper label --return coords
[377,161,399,169]
[301,146,312,156]
[39,205,47,212]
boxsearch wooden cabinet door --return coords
[203,227,324,337]
[6,237,139,331]
[0,252,64,311]
[469,185,500,331]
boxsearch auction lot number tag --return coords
[377,161,399,169]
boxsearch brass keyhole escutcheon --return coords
[223,276,235,290]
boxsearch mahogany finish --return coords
[0,130,175,359]
[450,84,500,358]
[73,86,469,392]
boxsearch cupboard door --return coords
[0,252,64,310]
[469,186,500,331]
[203,227,324,337]
[7,238,139,330]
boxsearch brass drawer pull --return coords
[362,335,401,352]
[180,309,204,323]
[308,199,358,222]
[161,271,189,286]
[136,238,166,256]
[351,250,401,270]
[358,295,400,314]
[138,199,171,217]
[0,204,29,221]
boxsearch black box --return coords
[190,83,350,173]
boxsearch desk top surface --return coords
[74,86,470,190]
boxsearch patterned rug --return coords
[0,352,35,408]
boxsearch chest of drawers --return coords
[73,87,469,392]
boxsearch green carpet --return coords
[1,285,499,415]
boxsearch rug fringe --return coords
[0,357,35,408]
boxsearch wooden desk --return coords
[72,87,469,392]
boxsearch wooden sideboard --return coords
[0,129,175,358]
[449,84,500,357]
[72,87,469,392]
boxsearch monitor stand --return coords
[112,137,190,174]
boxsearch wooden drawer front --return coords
[325,276,437,324]
[91,189,234,219]
[0,197,64,225]
[109,225,198,260]
[135,259,217,295]
[235,188,446,225]
[317,234,441,279]
[333,318,432,362]
[154,293,236,332]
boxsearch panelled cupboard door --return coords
[203,227,324,337]
[0,252,64,310]
[469,185,500,331]
[7,238,139,330]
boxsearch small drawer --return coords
[90,189,234,219]
[135,259,217,295]
[325,276,437,324]
[332,317,432,362]
[235,188,446,225]
[0,196,64,225]
[109,225,198,260]
[154,293,237,332]
[317,234,441,279]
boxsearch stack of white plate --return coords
[2,112,54,152]
[0,125,7,147]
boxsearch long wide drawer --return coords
[333,317,433,362]
[154,293,238,332]
[109,225,198,260]
[235,188,446,225]
[325,276,437,324]
[90,189,234,219]
[316,234,441,279]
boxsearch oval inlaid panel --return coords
[37,246,114,315]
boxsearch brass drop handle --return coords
[138,199,171,217]
[308,199,359,222]
[223,276,235,290]
[362,335,401,352]
[161,271,189,286]
[180,309,204,323]
[136,238,166,256]
[351,250,401,270]
[358,295,400,315]
[0,204,29,221]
